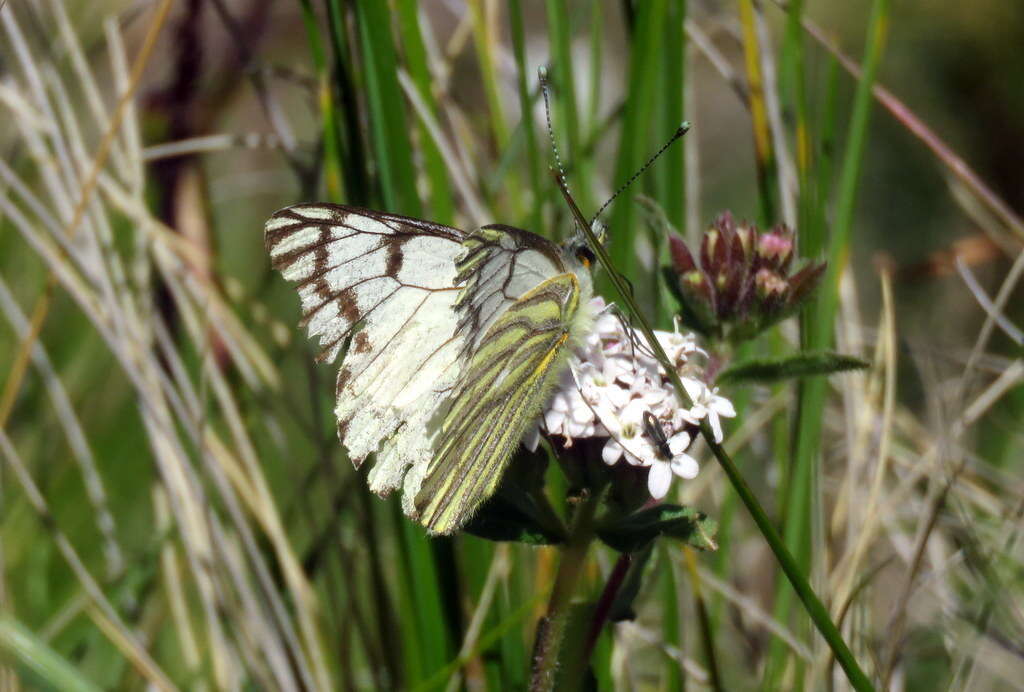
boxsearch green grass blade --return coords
[0,617,103,692]
[738,0,778,225]
[770,0,890,687]
[353,0,421,215]
[657,0,686,233]
[789,0,891,572]
[470,0,511,149]
[296,0,345,200]
[585,2,604,137]
[653,0,687,323]
[509,0,543,232]
[323,0,371,204]
[396,0,455,224]
[661,547,685,691]
[816,0,891,345]
[606,0,668,297]
[546,0,591,217]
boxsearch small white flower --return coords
[644,428,699,498]
[601,438,625,465]
[657,328,705,368]
[578,362,630,409]
[529,297,734,500]
[681,377,737,443]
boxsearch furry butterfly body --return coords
[266,204,593,534]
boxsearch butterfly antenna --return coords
[539,66,572,198]
[607,306,642,370]
[590,121,692,226]
[541,67,595,236]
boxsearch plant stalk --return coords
[529,488,603,692]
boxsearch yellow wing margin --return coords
[414,271,582,535]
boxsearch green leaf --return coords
[0,617,102,692]
[597,505,718,553]
[717,351,869,384]
[463,491,566,545]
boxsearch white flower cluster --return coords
[526,298,736,500]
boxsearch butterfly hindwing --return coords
[452,225,571,354]
[415,271,582,534]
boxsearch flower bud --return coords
[669,234,697,274]
[666,212,826,342]
[755,268,787,298]
[757,227,794,270]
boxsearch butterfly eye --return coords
[576,245,596,268]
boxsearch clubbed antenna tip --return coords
[590,121,693,226]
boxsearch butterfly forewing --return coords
[415,271,582,534]
[265,204,468,500]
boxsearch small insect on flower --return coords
[531,297,735,500]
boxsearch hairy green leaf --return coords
[597,505,717,553]
[717,351,869,384]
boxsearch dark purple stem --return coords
[582,552,632,661]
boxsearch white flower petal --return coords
[673,407,699,428]
[647,461,673,499]
[551,394,571,413]
[670,453,699,479]
[569,397,593,424]
[619,399,647,424]
[567,419,590,437]
[604,388,627,409]
[668,431,691,455]
[712,393,736,418]
[709,411,723,443]
[544,409,566,432]
[682,377,705,402]
[602,439,623,465]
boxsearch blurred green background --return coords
[1,1,1022,690]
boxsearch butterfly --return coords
[265,204,598,534]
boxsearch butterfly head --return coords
[563,219,607,270]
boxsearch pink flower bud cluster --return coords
[668,212,826,342]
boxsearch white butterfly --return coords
[265,204,596,534]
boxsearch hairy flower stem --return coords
[529,487,605,692]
